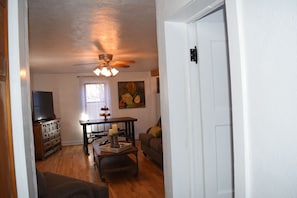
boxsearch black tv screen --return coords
[32,91,55,122]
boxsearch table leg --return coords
[123,121,136,146]
[93,147,96,165]
[83,125,89,155]
[98,156,105,182]
[123,122,126,141]
[128,122,132,141]
[131,121,135,146]
[134,151,139,176]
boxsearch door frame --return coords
[0,0,17,196]
[8,0,37,196]
[159,0,247,197]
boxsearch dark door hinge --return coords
[190,46,198,64]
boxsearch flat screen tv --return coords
[32,91,55,122]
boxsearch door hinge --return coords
[190,46,198,64]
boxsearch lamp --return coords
[93,65,119,77]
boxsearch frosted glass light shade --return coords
[93,68,101,76]
[111,68,119,76]
[93,66,119,77]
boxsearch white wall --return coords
[31,71,159,145]
[226,1,297,197]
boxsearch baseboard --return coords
[61,140,83,146]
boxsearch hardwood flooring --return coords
[36,140,165,198]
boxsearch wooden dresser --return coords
[33,119,61,160]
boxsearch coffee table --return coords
[92,140,138,182]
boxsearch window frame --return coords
[79,77,111,120]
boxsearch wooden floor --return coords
[36,140,165,198]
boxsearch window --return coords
[85,83,105,103]
[84,83,107,120]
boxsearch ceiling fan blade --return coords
[110,63,130,68]
[73,54,133,71]
[72,62,98,66]
[93,40,105,52]
[112,60,135,64]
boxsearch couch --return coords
[139,118,163,168]
[36,169,109,198]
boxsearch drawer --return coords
[44,141,52,150]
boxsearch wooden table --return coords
[79,117,137,155]
[92,140,138,182]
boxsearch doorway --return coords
[196,7,234,198]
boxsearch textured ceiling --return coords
[28,0,158,74]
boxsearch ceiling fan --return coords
[75,53,135,77]
[97,54,135,68]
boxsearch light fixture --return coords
[93,65,119,77]
[93,54,121,77]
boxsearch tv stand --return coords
[33,119,61,160]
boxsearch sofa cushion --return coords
[149,138,162,153]
[36,169,48,197]
[139,133,154,146]
[148,126,162,138]
[43,172,108,198]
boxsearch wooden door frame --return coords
[0,0,17,196]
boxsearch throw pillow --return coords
[148,126,162,138]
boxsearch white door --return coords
[196,9,234,198]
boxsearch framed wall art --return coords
[118,81,145,109]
